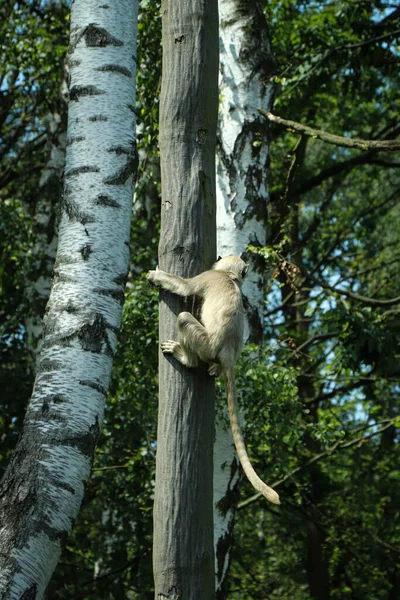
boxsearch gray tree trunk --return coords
[152,0,219,598]
[0,2,138,598]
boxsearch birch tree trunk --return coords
[213,1,276,594]
[25,64,69,360]
[152,0,219,597]
[0,2,138,598]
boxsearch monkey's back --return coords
[195,271,244,367]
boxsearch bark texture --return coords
[214,0,276,595]
[0,2,138,598]
[25,64,69,360]
[152,0,219,598]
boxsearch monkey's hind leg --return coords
[161,312,201,367]
[161,311,214,369]
[177,311,215,363]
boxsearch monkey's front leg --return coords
[147,268,192,297]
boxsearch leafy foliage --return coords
[227,1,400,598]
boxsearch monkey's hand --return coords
[147,267,164,287]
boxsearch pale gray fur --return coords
[147,256,280,505]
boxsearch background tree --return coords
[0,0,70,472]
[214,0,276,594]
[228,2,400,599]
[0,0,138,596]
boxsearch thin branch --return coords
[296,331,340,353]
[92,464,129,472]
[282,135,308,203]
[338,27,400,51]
[270,149,379,203]
[311,380,368,404]
[321,282,400,307]
[260,111,400,152]
[279,27,400,96]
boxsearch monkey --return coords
[147,255,280,505]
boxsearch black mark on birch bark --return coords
[70,85,105,101]
[80,379,108,396]
[80,244,92,261]
[95,64,132,77]
[113,272,128,286]
[67,136,85,145]
[66,166,100,177]
[62,196,94,225]
[89,114,108,122]
[83,24,123,47]
[108,145,132,155]
[95,288,125,306]
[104,144,138,185]
[78,315,114,356]
[95,194,120,208]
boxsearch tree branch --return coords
[270,149,385,203]
[320,282,400,307]
[260,110,400,152]
[296,331,339,354]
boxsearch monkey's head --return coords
[213,255,248,280]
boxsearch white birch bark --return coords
[214,0,276,593]
[25,70,68,357]
[0,2,138,598]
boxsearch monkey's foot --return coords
[161,340,179,355]
[208,362,222,377]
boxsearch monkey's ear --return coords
[216,256,222,262]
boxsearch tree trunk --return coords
[152,0,219,598]
[213,1,276,594]
[24,62,69,361]
[0,2,138,598]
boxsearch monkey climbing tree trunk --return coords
[0,2,138,598]
[152,0,219,598]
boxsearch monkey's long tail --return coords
[225,370,280,505]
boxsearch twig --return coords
[320,282,400,307]
[296,331,339,353]
[259,111,400,152]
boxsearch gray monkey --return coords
[147,255,280,505]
